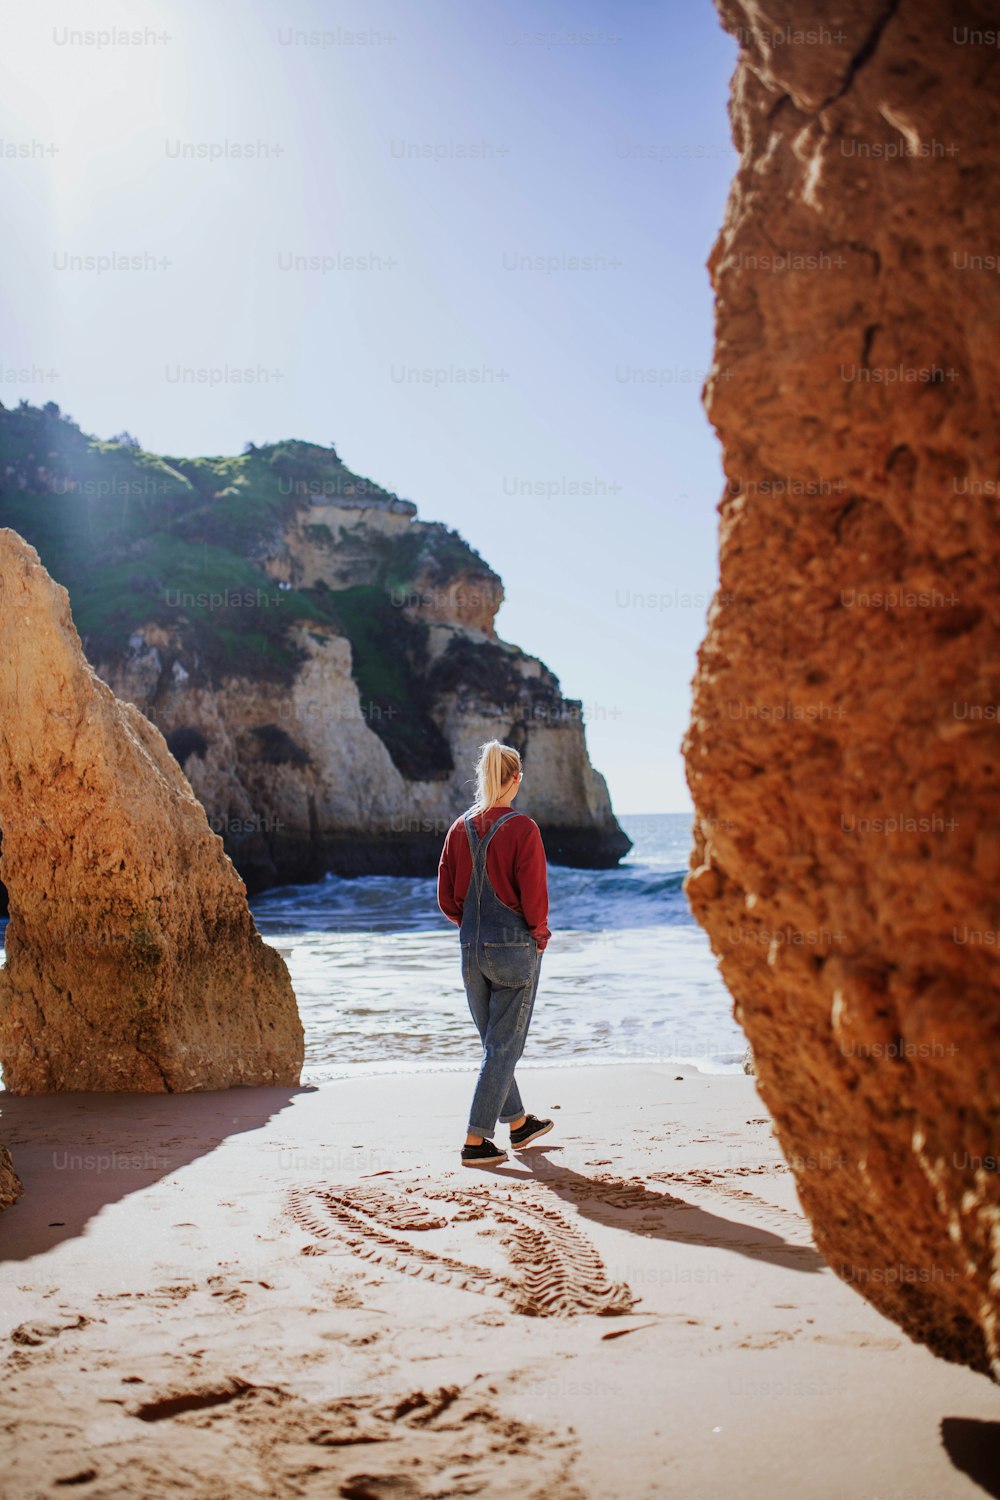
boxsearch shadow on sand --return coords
[0,1086,308,1262]
[941,1418,1000,1499]
[500,1145,826,1274]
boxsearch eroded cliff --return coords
[685,2,1000,1378]
[0,530,303,1093]
[0,407,629,892]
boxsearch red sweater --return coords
[437,806,550,950]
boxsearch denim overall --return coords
[460,809,543,1137]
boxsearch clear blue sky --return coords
[1,0,738,813]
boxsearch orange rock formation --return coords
[685,2,1000,1378]
[0,530,303,1095]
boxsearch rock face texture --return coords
[0,1145,21,1212]
[100,496,628,890]
[0,530,303,1093]
[0,410,629,893]
[685,3,1000,1378]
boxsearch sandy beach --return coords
[1,1065,996,1499]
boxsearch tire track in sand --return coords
[647,1169,814,1243]
[286,1182,634,1318]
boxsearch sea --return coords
[0,814,745,1086]
[251,812,744,1083]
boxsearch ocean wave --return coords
[250,858,693,938]
[2,815,742,1085]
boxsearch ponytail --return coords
[471,740,521,814]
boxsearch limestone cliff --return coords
[0,530,303,1093]
[0,406,629,892]
[685,1,1000,1379]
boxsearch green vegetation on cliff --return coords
[0,401,488,778]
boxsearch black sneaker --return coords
[510,1115,554,1149]
[461,1139,509,1167]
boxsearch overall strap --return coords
[464,810,519,900]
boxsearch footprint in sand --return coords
[10,1315,90,1346]
[112,1377,575,1498]
[286,1181,634,1318]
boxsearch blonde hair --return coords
[471,740,521,814]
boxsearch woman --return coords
[437,740,553,1166]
